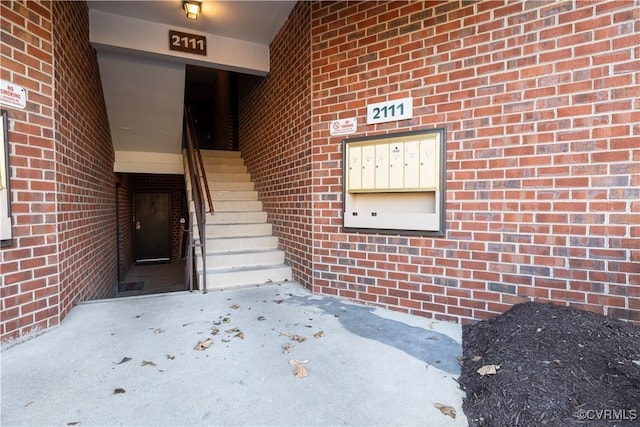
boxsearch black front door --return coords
[134,192,170,263]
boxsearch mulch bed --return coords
[459,302,640,426]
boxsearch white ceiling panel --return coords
[87,0,296,45]
[97,51,185,154]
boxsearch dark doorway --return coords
[134,192,171,263]
[184,65,238,151]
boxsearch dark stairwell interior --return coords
[116,66,240,297]
[184,65,239,152]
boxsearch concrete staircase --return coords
[185,150,292,290]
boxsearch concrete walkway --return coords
[1,282,467,426]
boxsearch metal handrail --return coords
[179,217,194,291]
[185,107,214,214]
[183,106,212,293]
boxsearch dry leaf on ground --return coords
[273,299,284,304]
[194,338,213,350]
[313,331,325,339]
[292,335,306,343]
[477,364,500,376]
[258,316,266,321]
[472,355,483,362]
[166,354,175,360]
[289,359,308,365]
[153,328,163,334]
[225,327,239,333]
[113,388,126,394]
[230,304,239,309]
[115,357,132,365]
[434,403,456,419]
[279,332,290,337]
[211,326,219,335]
[234,332,244,339]
[141,360,156,366]
[294,365,308,378]
[282,343,295,354]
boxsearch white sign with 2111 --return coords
[367,97,413,125]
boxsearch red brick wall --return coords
[238,1,314,287]
[116,173,133,281]
[242,0,640,323]
[1,0,58,344]
[1,1,118,345]
[53,1,117,318]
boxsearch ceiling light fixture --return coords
[183,1,202,20]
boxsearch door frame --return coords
[133,191,171,264]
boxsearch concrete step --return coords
[200,156,245,166]
[200,150,242,159]
[205,222,272,238]
[197,249,285,270]
[206,172,251,182]
[207,235,279,253]
[208,181,254,191]
[210,190,258,201]
[199,264,292,290]
[187,200,210,217]
[204,164,247,174]
[206,211,268,225]
[189,149,293,292]
[213,200,263,212]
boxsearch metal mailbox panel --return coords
[389,142,404,189]
[419,138,438,190]
[375,143,390,190]
[342,127,446,235]
[361,144,376,190]
[347,145,362,191]
[404,140,420,189]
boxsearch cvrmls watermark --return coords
[575,409,637,421]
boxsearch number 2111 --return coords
[171,35,204,50]
[371,103,405,120]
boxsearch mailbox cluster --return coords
[343,129,445,235]
[347,138,439,192]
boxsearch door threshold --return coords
[135,258,170,266]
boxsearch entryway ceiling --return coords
[87,1,296,172]
[88,0,296,45]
